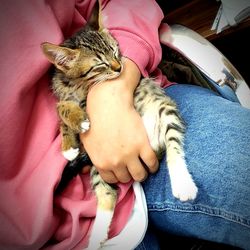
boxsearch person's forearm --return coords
[80,58,158,183]
[88,57,141,100]
[120,57,141,91]
[86,57,141,115]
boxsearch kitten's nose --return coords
[110,60,122,72]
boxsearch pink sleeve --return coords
[101,0,164,77]
[0,0,135,249]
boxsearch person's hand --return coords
[80,58,159,183]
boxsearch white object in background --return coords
[211,4,223,31]
[160,24,250,109]
[216,7,230,33]
[212,0,250,34]
[221,0,250,26]
[211,3,231,34]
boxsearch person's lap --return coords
[137,84,250,249]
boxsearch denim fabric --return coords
[136,84,250,250]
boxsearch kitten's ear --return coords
[97,0,106,31]
[41,42,80,72]
[87,1,99,30]
[88,0,106,31]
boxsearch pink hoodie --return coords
[0,0,168,249]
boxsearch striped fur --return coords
[41,25,198,249]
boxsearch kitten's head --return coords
[41,29,122,84]
[41,3,122,86]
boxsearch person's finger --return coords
[127,158,148,182]
[98,169,118,184]
[140,146,159,174]
[113,166,132,183]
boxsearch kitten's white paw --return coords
[81,119,90,132]
[172,175,198,201]
[62,147,79,161]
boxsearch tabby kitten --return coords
[41,23,198,250]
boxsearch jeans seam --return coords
[147,202,250,229]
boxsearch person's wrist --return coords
[121,57,141,91]
[87,57,141,106]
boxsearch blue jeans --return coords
[136,84,250,250]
